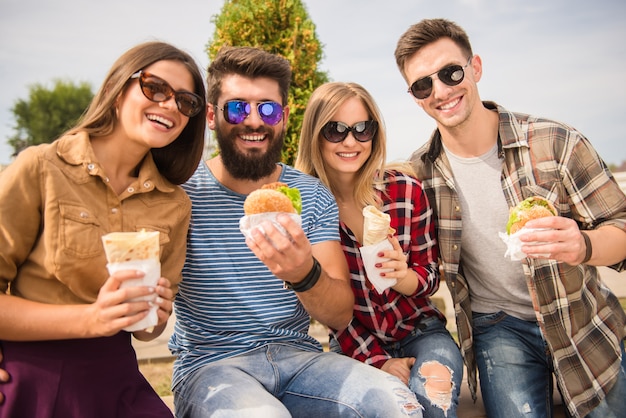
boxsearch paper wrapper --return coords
[359,239,396,293]
[102,230,160,332]
[239,212,302,249]
[499,228,551,261]
[359,206,397,293]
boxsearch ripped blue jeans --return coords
[381,315,463,418]
[173,343,422,417]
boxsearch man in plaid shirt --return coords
[395,18,626,418]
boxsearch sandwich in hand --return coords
[506,196,557,234]
[244,182,302,215]
[362,205,395,245]
[360,205,397,293]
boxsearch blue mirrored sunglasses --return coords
[216,100,283,125]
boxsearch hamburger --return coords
[244,182,302,215]
[506,196,557,235]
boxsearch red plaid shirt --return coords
[332,170,444,368]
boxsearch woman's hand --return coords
[84,269,155,337]
[381,357,415,385]
[133,276,174,341]
[152,277,174,327]
[377,236,418,295]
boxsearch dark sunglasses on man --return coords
[322,120,378,143]
[408,56,473,100]
[130,70,204,118]
[215,100,284,126]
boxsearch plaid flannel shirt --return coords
[332,170,444,368]
[410,101,626,418]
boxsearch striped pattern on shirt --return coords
[169,162,340,389]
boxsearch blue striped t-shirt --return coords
[169,162,340,389]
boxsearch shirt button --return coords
[455,206,461,212]
[452,244,458,250]
[111,208,118,214]
[127,187,135,193]
[79,211,89,218]
[87,164,95,171]
[143,181,151,188]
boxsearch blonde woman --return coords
[295,81,463,417]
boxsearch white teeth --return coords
[338,152,358,158]
[440,97,460,110]
[147,114,173,128]
[241,134,265,142]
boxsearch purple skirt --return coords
[0,332,173,418]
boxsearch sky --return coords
[1,0,625,168]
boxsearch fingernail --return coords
[375,263,382,268]
[377,252,384,257]
[155,297,164,304]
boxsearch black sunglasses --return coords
[408,56,473,100]
[321,121,378,143]
[216,100,284,126]
[130,70,204,117]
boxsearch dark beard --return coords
[214,123,285,181]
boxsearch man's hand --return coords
[520,216,587,265]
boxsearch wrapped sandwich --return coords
[500,196,557,260]
[506,196,557,235]
[102,230,161,331]
[239,182,302,242]
[360,205,397,293]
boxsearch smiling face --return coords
[321,97,372,181]
[404,37,482,131]
[208,74,289,180]
[115,59,195,152]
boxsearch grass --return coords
[139,359,174,397]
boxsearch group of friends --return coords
[1,17,625,418]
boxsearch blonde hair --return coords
[295,82,414,208]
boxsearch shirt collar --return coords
[56,132,176,193]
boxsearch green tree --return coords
[8,79,93,156]
[207,0,329,165]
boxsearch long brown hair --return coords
[66,41,206,184]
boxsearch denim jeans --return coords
[472,311,626,418]
[173,343,423,417]
[381,316,464,418]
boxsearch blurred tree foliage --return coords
[207,0,329,165]
[8,80,93,156]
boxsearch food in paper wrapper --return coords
[362,205,395,245]
[360,205,396,293]
[240,182,302,245]
[500,196,557,260]
[102,230,160,332]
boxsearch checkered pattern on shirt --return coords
[332,170,444,368]
[411,101,626,418]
